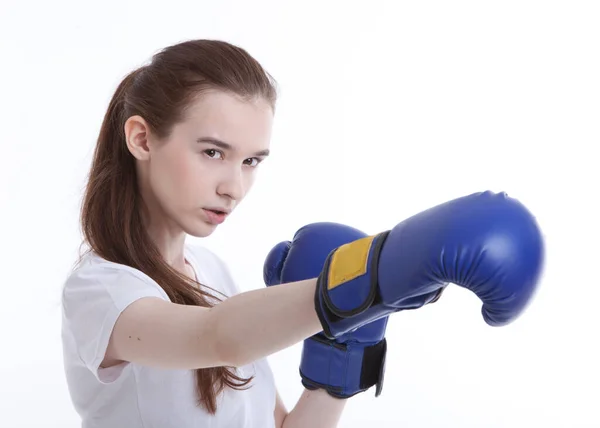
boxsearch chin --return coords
[184,221,218,238]
[185,227,216,238]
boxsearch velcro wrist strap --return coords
[299,334,387,399]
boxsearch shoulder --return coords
[62,250,169,310]
[184,242,242,298]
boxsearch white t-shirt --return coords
[61,243,277,428]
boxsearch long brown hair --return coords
[78,39,278,414]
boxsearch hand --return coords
[314,190,545,339]
[264,222,389,398]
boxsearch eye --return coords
[244,157,262,167]
[204,149,223,159]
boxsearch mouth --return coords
[202,207,231,225]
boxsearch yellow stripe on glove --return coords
[327,235,376,290]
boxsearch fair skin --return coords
[104,89,347,427]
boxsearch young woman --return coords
[61,38,545,428]
[60,38,353,428]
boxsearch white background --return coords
[1,1,599,427]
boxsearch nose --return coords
[217,165,245,202]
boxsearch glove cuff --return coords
[314,231,390,339]
[299,334,387,399]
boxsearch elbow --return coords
[215,338,248,368]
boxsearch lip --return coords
[202,208,230,225]
[204,207,232,215]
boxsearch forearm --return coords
[212,278,323,367]
[282,388,348,428]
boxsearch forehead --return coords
[180,90,273,150]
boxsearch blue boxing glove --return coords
[263,223,390,398]
[314,190,545,339]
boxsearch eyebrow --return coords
[196,137,270,157]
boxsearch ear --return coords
[124,115,152,161]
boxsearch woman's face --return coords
[127,89,274,238]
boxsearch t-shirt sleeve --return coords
[61,264,169,383]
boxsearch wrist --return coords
[299,333,387,399]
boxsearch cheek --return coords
[151,149,198,208]
[244,169,258,191]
